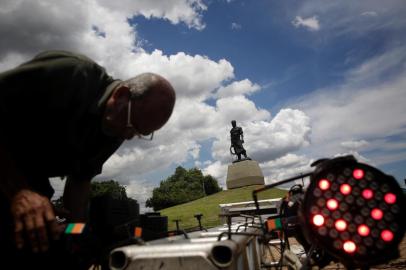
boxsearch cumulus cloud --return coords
[103,93,312,185]
[292,16,320,31]
[0,0,315,204]
[96,0,207,30]
[261,154,312,184]
[246,109,311,161]
[216,79,260,98]
[212,108,310,162]
[216,96,271,124]
[104,94,311,192]
[202,161,228,187]
[0,0,154,72]
[0,0,207,70]
[125,179,155,212]
[128,50,234,101]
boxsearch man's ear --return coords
[111,85,131,104]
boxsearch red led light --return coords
[326,199,339,210]
[384,193,397,204]
[340,184,352,195]
[371,208,383,220]
[335,219,347,231]
[362,189,374,200]
[381,230,394,242]
[313,215,325,226]
[353,169,364,179]
[343,241,356,253]
[318,179,330,190]
[358,225,370,236]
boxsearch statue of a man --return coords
[230,120,249,161]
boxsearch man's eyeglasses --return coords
[126,98,154,141]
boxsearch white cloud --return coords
[346,46,406,84]
[93,0,207,30]
[0,0,208,70]
[361,11,377,17]
[103,93,307,184]
[231,22,241,30]
[102,137,199,181]
[292,45,406,166]
[291,1,406,39]
[1,0,315,200]
[125,179,155,212]
[212,107,311,164]
[246,109,311,161]
[0,0,139,70]
[333,151,370,165]
[260,154,312,184]
[202,161,228,188]
[301,68,406,145]
[341,140,368,150]
[292,16,320,31]
[128,50,234,101]
[216,95,271,125]
[103,93,311,191]
[50,177,66,200]
[216,79,260,98]
[201,154,312,192]
[189,143,201,159]
[0,52,30,71]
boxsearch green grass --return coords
[160,185,286,231]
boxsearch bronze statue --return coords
[230,120,250,162]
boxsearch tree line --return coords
[52,166,222,211]
[146,166,222,211]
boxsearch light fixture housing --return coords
[300,156,405,267]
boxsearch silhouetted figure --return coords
[230,120,249,162]
[0,50,176,269]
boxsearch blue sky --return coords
[129,0,406,182]
[0,0,405,209]
[132,1,332,106]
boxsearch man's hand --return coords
[10,189,61,252]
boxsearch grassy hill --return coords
[160,185,286,231]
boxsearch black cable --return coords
[236,223,248,232]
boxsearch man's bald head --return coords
[126,73,176,135]
[103,72,176,139]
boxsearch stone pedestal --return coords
[226,160,264,189]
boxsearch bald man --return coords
[0,51,175,263]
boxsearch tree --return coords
[90,180,127,199]
[146,166,222,211]
[52,179,136,209]
[203,175,222,195]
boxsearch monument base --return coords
[232,157,252,163]
[226,160,264,189]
